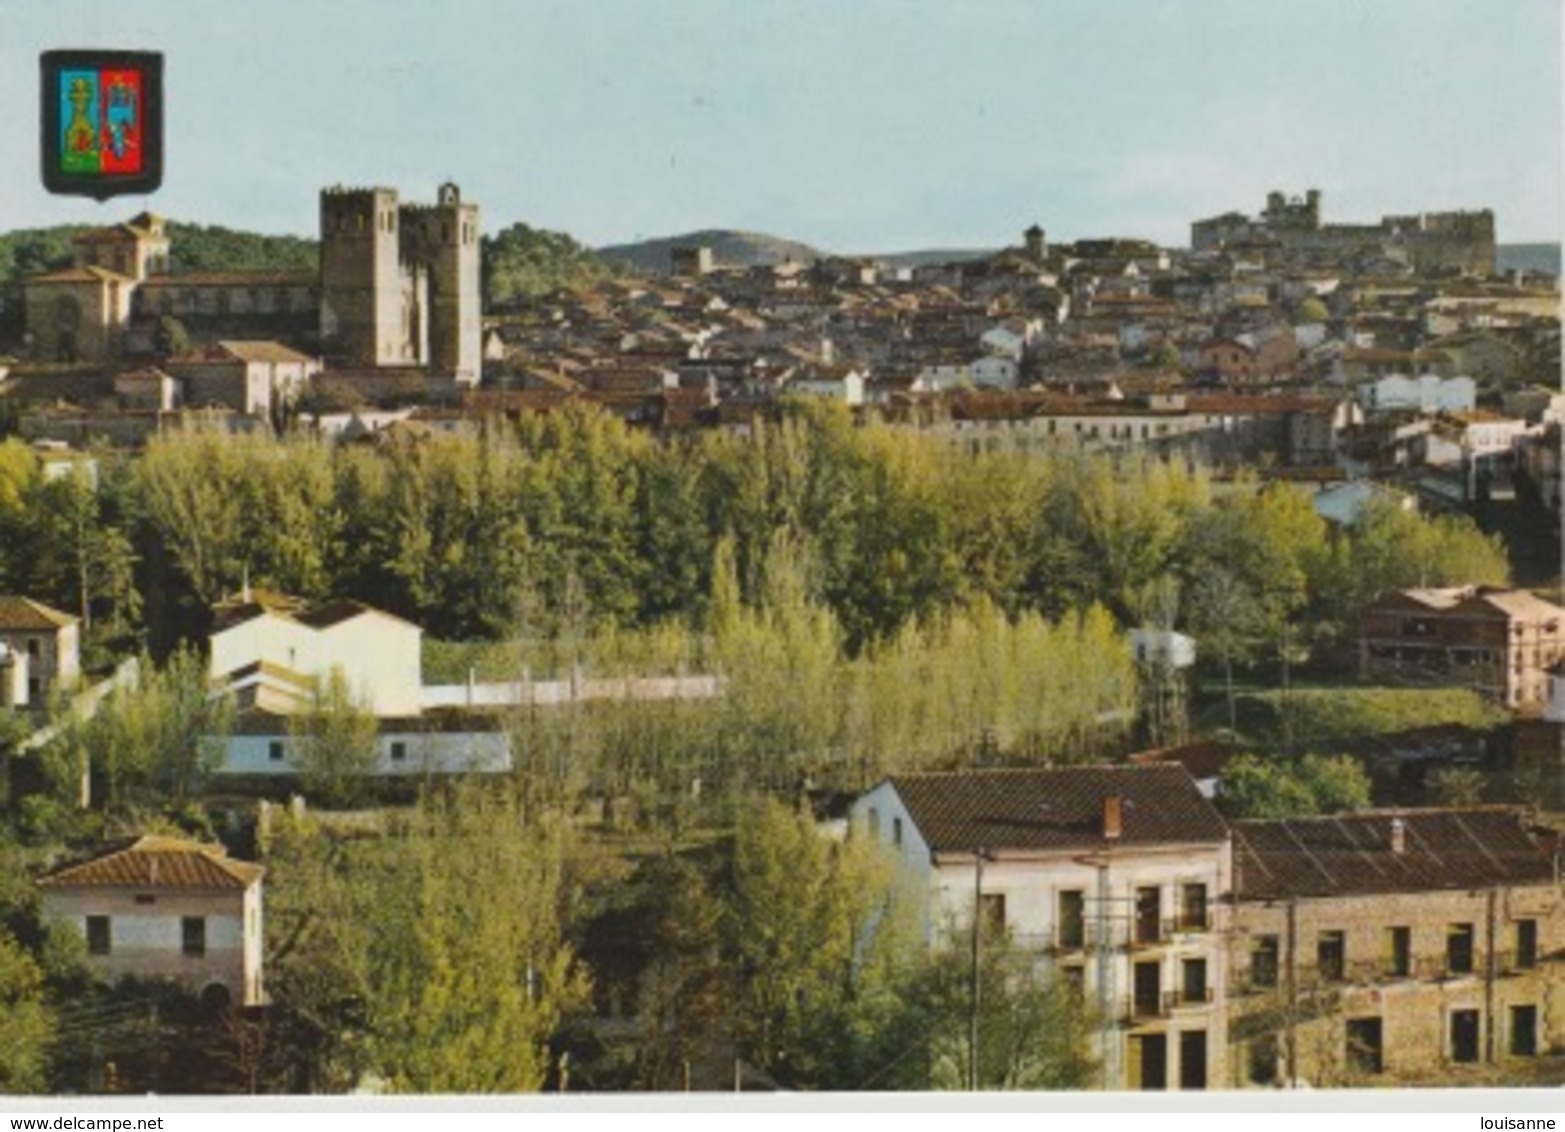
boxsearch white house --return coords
[1357,373,1476,415]
[968,356,1019,390]
[209,596,423,717]
[217,708,513,778]
[787,366,867,407]
[0,594,81,704]
[39,835,264,1009]
[1130,629,1196,670]
[851,765,1231,1090]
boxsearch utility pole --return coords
[969,846,987,1091]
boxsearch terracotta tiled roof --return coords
[40,835,262,890]
[1233,809,1555,900]
[886,764,1228,856]
[0,595,78,630]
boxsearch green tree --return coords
[1293,296,1329,325]
[1427,765,1486,808]
[481,222,609,305]
[721,797,915,1088]
[0,926,54,1093]
[1217,753,1371,818]
[288,668,379,807]
[262,786,590,1093]
[75,645,233,807]
[890,928,1096,1091]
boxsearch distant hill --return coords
[596,229,824,274]
[1497,243,1560,277]
[870,247,994,269]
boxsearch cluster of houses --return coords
[30,759,1561,1089]
[2,181,1561,1090]
[851,764,1562,1089]
[0,185,1558,523]
[6,575,1563,1087]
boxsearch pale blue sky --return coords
[2,0,1559,250]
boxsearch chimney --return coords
[1390,817,1406,855]
[1103,795,1123,840]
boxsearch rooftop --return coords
[39,835,263,891]
[1234,808,1555,899]
[0,594,78,631]
[884,764,1228,856]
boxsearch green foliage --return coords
[892,928,1096,1091]
[163,222,317,275]
[262,785,589,1093]
[1427,765,1487,807]
[482,222,609,305]
[0,926,54,1093]
[288,667,378,807]
[58,646,230,809]
[1218,752,1372,818]
[720,798,922,1089]
[1293,296,1330,324]
[1241,686,1509,750]
[1317,499,1510,622]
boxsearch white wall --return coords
[210,608,423,717]
[218,727,513,777]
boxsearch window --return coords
[268,740,285,763]
[1449,1009,1481,1063]
[1057,889,1086,950]
[1346,1017,1384,1075]
[1181,957,1208,1004]
[1385,926,1411,978]
[134,894,156,906]
[1317,930,1346,982]
[1134,886,1161,945]
[891,817,903,847]
[182,917,206,957]
[26,637,40,657]
[865,807,880,840]
[1179,883,1208,931]
[1447,923,1475,975]
[1250,934,1279,989]
[1133,960,1162,1018]
[86,916,110,956]
[390,740,407,762]
[1514,920,1538,970]
[1509,1005,1538,1057]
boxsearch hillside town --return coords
[0,178,1560,1097]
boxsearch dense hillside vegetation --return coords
[482,221,611,304]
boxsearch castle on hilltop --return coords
[1191,189,1495,275]
[21,182,482,385]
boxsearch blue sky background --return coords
[1,0,1559,251]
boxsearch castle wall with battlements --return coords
[1193,191,1496,275]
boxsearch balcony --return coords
[1170,911,1214,936]
[1126,988,1214,1024]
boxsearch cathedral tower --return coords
[319,186,405,366]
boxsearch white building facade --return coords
[39,835,264,1008]
[851,765,1232,1090]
